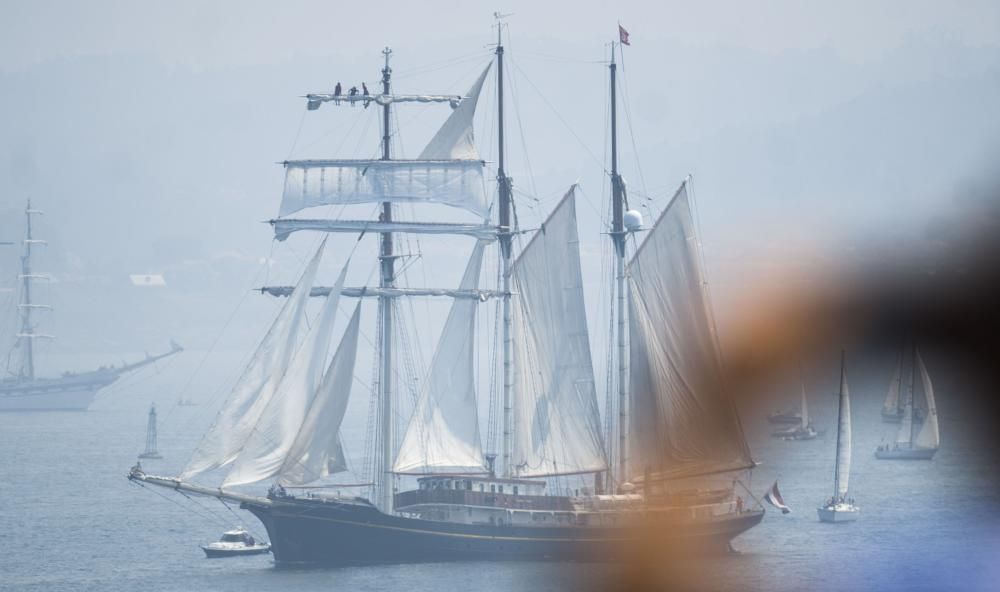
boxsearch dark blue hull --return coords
[243,497,764,565]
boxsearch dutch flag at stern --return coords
[764,481,791,514]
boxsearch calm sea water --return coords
[1,348,997,591]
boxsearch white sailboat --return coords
[774,383,818,440]
[876,347,939,460]
[818,352,858,523]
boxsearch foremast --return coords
[377,46,396,514]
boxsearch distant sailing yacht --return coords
[1,200,182,411]
[875,346,939,460]
[130,23,763,564]
[818,352,858,523]
[138,403,163,459]
[881,348,925,423]
[773,384,817,441]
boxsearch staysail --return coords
[509,187,607,477]
[627,182,753,479]
[914,349,940,450]
[896,363,915,446]
[223,259,350,487]
[180,240,325,481]
[393,241,488,474]
[278,302,362,486]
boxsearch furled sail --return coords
[627,182,753,480]
[883,352,902,414]
[278,302,362,485]
[393,241,488,474]
[223,260,350,488]
[419,65,491,160]
[279,159,489,218]
[509,188,607,477]
[914,349,940,450]
[180,240,325,481]
[835,368,852,498]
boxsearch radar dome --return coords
[623,209,643,231]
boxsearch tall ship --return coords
[1,201,182,411]
[130,22,764,563]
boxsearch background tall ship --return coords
[130,23,764,563]
[1,201,181,411]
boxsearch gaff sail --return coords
[627,182,753,480]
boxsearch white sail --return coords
[897,354,915,446]
[627,182,753,479]
[180,240,325,481]
[279,159,489,218]
[223,260,350,488]
[800,383,810,430]
[914,349,940,450]
[419,65,491,160]
[393,241,488,474]
[509,188,607,477]
[278,303,362,486]
[835,369,852,498]
[883,352,902,413]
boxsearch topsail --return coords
[627,182,753,479]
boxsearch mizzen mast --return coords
[608,42,629,489]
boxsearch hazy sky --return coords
[1,1,998,377]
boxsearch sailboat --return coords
[129,24,763,564]
[875,346,939,460]
[817,352,858,523]
[1,201,183,411]
[881,349,926,423]
[773,384,818,440]
[138,403,163,459]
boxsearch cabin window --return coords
[513,486,519,496]
[491,485,496,493]
[479,484,485,492]
[466,480,472,490]
[499,485,504,494]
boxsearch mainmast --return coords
[495,15,514,479]
[378,46,396,514]
[609,43,628,488]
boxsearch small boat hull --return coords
[817,504,859,523]
[201,544,271,558]
[875,446,937,460]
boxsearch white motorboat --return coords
[201,529,270,558]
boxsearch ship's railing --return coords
[394,488,573,512]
